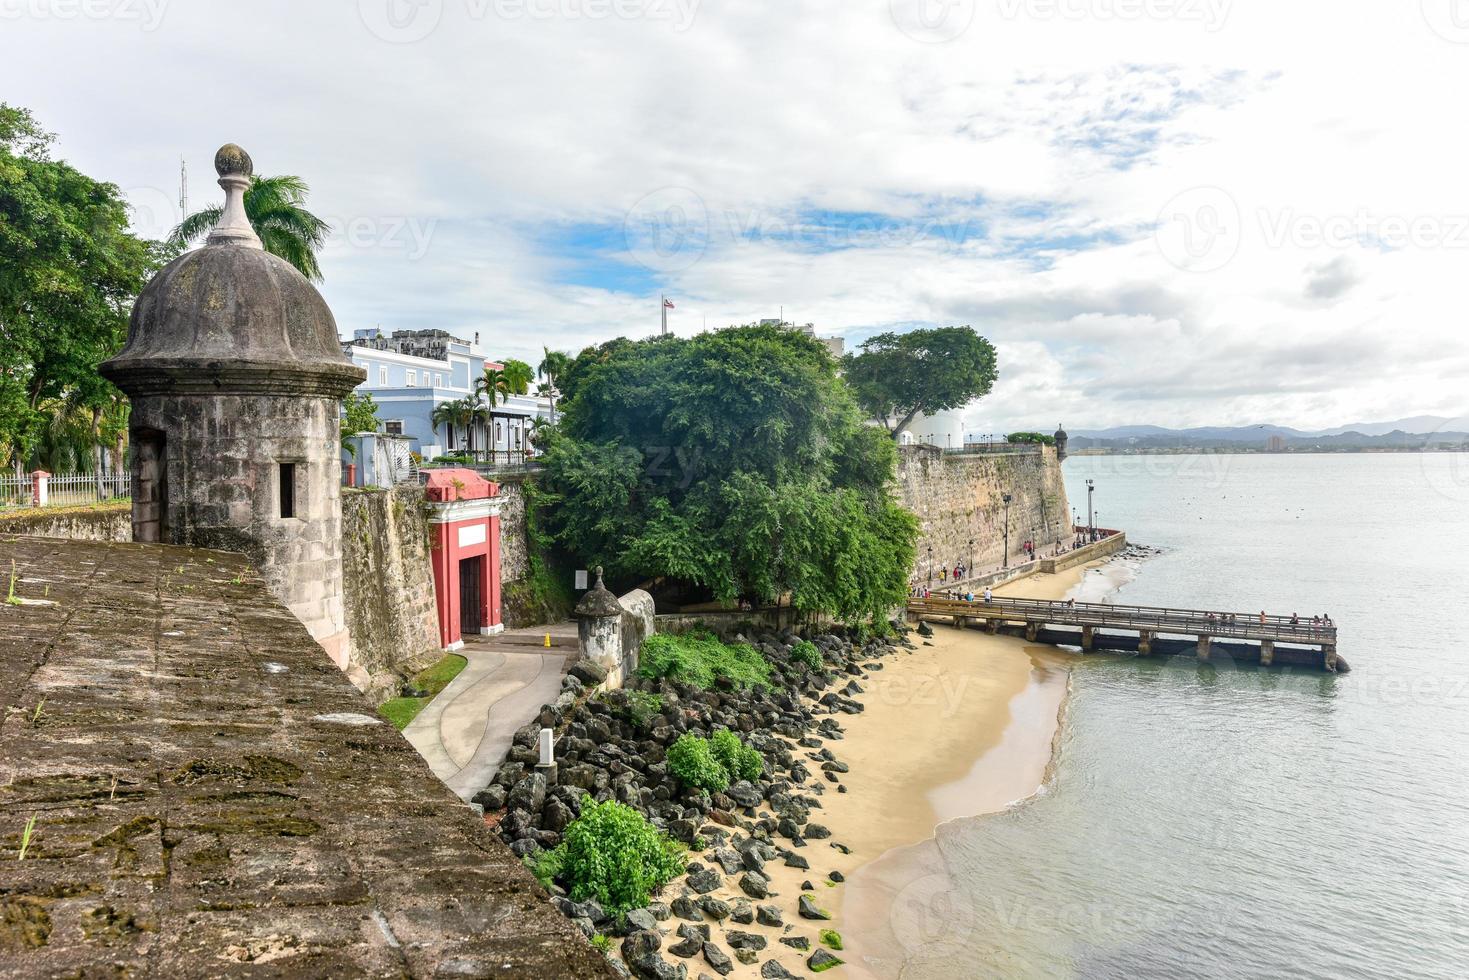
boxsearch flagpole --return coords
[661,294,667,336]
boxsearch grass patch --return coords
[377,653,468,730]
[820,929,843,950]
[638,630,772,691]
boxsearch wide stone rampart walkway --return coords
[0,535,613,978]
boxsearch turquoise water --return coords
[906,454,1469,978]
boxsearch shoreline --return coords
[797,558,1129,979]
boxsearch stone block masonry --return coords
[0,534,615,978]
[895,445,1071,584]
[340,485,442,699]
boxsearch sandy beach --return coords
[683,561,1105,979]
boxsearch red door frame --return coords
[425,468,503,650]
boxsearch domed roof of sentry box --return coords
[100,144,365,398]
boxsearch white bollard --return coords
[538,727,555,768]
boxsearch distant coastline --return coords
[1072,445,1466,456]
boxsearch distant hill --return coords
[1068,417,1469,452]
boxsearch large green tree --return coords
[843,326,998,439]
[0,104,159,478]
[169,173,329,281]
[541,324,917,623]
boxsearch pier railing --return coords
[907,594,1338,645]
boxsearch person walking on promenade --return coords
[983,586,993,604]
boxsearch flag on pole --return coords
[663,298,675,309]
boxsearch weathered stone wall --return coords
[895,446,1071,585]
[0,533,614,979]
[340,485,441,700]
[0,502,131,541]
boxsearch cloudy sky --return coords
[6,0,1468,433]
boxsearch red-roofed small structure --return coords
[423,468,503,648]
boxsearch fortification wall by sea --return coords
[895,445,1071,584]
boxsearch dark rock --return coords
[471,784,507,811]
[623,929,662,960]
[779,936,810,951]
[713,847,745,875]
[916,621,934,637]
[760,962,798,979]
[507,771,548,813]
[828,870,844,882]
[726,781,763,808]
[629,953,688,980]
[702,942,734,977]
[668,935,703,959]
[670,818,700,845]
[698,896,732,921]
[508,838,539,858]
[725,931,767,952]
[625,908,659,933]
[756,904,783,927]
[799,894,832,920]
[648,901,672,921]
[570,658,609,685]
[809,949,844,972]
[782,852,809,871]
[672,896,703,921]
[542,797,574,834]
[687,866,723,894]
[738,870,771,899]
[730,900,754,924]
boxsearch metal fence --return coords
[0,473,130,509]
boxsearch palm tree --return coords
[500,358,535,396]
[431,398,470,453]
[168,174,330,281]
[538,346,570,423]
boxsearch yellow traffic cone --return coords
[544,633,551,648]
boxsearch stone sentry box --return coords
[423,468,504,649]
[100,144,366,667]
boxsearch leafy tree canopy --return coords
[1006,431,1055,446]
[341,391,380,455]
[540,324,917,624]
[0,104,160,472]
[169,173,329,281]
[842,326,998,439]
[499,358,534,395]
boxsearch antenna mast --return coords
[179,156,188,218]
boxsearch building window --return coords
[495,421,503,444]
[406,370,417,387]
[279,462,297,519]
[379,366,388,386]
[435,373,444,388]
[513,426,522,449]
[385,420,404,436]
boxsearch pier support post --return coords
[1259,640,1274,667]
[1323,644,1338,673]
[984,618,999,634]
[1196,635,1212,661]
[1138,630,1153,656]
[954,616,968,631]
[1081,625,1095,652]
[1025,622,1039,643]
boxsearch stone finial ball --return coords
[214,144,254,178]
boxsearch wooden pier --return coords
[906,595,1346,673]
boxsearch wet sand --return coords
[694,562,1101,979]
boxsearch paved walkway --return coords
[404,627,575,802]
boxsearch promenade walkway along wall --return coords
[894,443,1072,586]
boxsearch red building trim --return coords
[424,469,503,650]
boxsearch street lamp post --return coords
[1002,493,1013,568]
[968,537,974,576]
[1086,479,1096,538]
[927,545,933,587]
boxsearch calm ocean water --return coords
[912,454,1469,979]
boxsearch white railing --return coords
[0,472,130,509]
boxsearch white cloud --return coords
[4,0,1466,431]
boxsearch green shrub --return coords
[711,728,764,782]
[531,800,686,914]
[638,631,772,691]
[668,733,730,792]
[790,640,823,670]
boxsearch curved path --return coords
[404,633,572,802]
